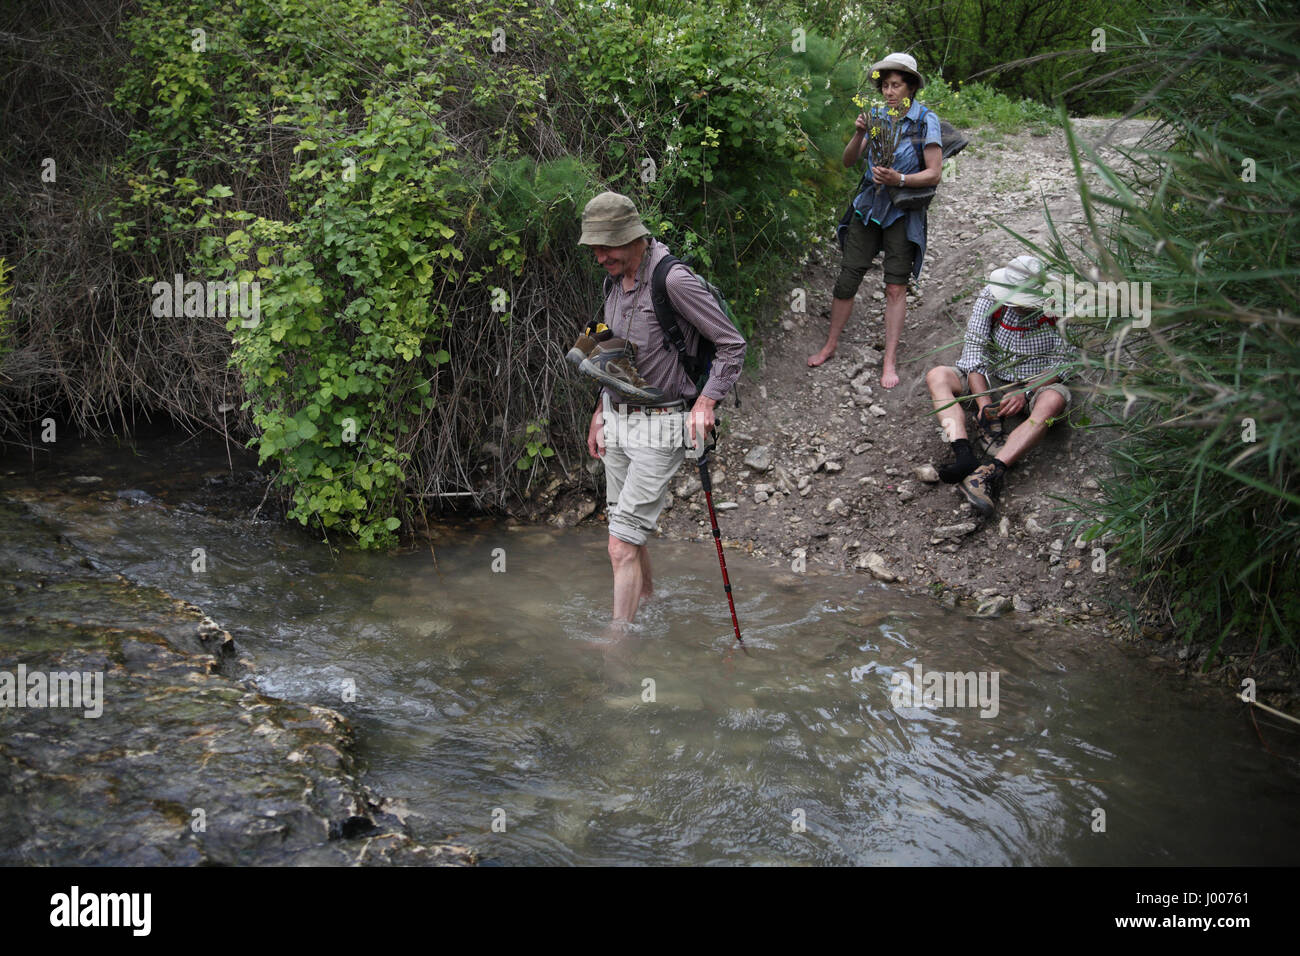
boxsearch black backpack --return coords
[890,105,969,210]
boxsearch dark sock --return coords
[991,458,1008,478]
[938,439,978,483]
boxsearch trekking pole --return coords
[695,432,744,647]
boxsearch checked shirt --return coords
[955,286,1078,383]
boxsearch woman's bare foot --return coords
[880,365,899,389]
[807,345,836,367]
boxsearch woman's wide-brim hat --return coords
[577,191,650,247]
[988,255,1061,308]
[871,52,925,91]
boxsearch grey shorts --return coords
[601,394,688,546]
[944,366,1071,413]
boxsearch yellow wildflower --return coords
[902,97,911,107]
[870,127,880,136]
[871,70,880,79]
[888,108,898,117]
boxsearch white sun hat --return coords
[871,52,925,91]
[988,255,1061,308]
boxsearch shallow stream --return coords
[3,435,1296,865]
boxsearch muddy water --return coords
[3,435,1297,865]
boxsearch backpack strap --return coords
[907,104,929,169]
[650,251,740,407]
[651,254,691,364]
[996,306,1057,331]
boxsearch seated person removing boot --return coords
[924,254,1078,518]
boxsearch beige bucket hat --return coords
[577,191,650,247]
[871,52,925,91]
[988,255,1061,308]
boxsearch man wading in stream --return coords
[574,192,746,624]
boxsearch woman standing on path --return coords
[808,52,943,389]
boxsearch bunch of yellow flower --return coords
[867,103,904,169]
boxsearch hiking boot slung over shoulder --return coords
[960,462,1003,517]
[566,321,613,367]
[579,337,667,403]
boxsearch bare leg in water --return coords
[609,535,655,623]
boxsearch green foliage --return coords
[882,0,1144,114]
[920,76,1059,133]
[559,4,852,327]
[1020,1,1300,660]
[111,0,578,549]
[515,419,556,471]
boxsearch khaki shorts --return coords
[601,394,688,546]
[944,366,1071,413]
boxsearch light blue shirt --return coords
[844,100,942,279]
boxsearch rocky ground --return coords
[652,119,1145,627]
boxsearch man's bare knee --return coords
[926,365,958,397]
[884,283,907,303]
[1031,391,1066,421]
[608,535,640,567]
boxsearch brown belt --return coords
[615,400,686,415]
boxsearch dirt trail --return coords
[644,118,1159,634]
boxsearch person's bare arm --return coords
[842,113,869,168]
[997,373,1062,417]
[587,405,605,458]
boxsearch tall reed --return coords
[1021,1,1299,662]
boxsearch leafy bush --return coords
[920,76,1059,133]
[107,0,888,547]
[557,4,871,307]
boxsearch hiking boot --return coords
[579,338,666,403]
[975,405,1005,453]
[565,321,613,367]
[960,462,1003,517]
